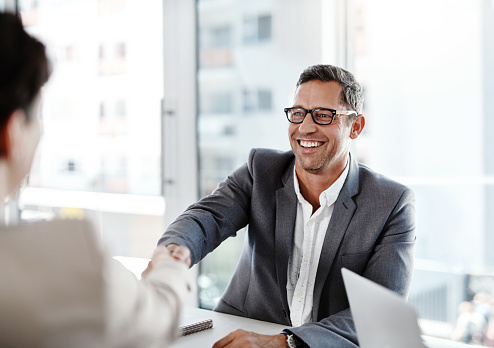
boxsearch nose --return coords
[298,111,317,134]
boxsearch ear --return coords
[2,109,27,161]
[350,114,365,139]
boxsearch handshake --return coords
[141,244,191,278]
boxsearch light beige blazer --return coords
[0,219,193,348]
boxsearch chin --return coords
[296,159,323,173]
[302,166,324,174]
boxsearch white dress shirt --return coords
[287,164,349,327]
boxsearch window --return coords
[18,0,166,258]
[257,15,271,40]
[350,0,494,345]
[200,91,233,115]
[243,14,272,44]
[243,88,273,113]
[197,2,494,346]
[257,89,272,111]
[201,25,232,48]
[199,24,233,68]
[197,0,338,309]
[13,2,494,345]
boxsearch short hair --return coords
[296,64,364,115]
[0,12,51,156]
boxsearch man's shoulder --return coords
[244,148,295,184]
[355,161,412,195]
[248,148,294,162]
[247,148,294,175]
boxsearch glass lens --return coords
[313,109,335,124]
[287,108,306,123]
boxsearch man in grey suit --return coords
[159,64,415,347]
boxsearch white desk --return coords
[170,308,484,348]
[170,307,289,348]
[114,259,480,348]
[422,336,484,348]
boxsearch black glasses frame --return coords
[284,107,357,125]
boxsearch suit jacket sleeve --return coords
[158,157,257,266]
[103,250,194,348]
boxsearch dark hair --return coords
[296,64,364,115]
[0,12,51,156]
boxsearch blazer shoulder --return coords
[247,148,294,176]
[357,162,414,198]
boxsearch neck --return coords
[0,161,13,202]
[295,160,347,213]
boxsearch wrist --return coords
[282,333,303,348]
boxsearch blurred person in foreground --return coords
[159,63,416,347]
[0,11,192,348]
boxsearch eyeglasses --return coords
[284,107,357,125]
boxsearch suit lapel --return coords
[274,160,297,319]
[312,156,360,320]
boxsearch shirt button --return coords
[307,221,313,226]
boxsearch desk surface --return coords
[114,259,480,348]
[170,308,482,348]
[170,307,288,348]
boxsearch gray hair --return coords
[296,64,364,114]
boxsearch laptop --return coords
[342,268,427,348]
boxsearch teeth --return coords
[300,140,322,148]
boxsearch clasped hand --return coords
[141,243,191,278]
[212,329,288,348]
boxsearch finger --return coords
[140,260,153,278]
[171,253,191,267]
[151,246,172,264]
[165,243,180,256]
[165,243,179,251]
[154,245,170,255]
[171,247,190,262]
[167,244,191,267]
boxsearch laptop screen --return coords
[341,268,426,348]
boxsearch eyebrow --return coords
[290,106,338,110]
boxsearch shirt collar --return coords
[293,159,350,208]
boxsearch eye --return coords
[314,110,333,118]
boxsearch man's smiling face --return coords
[288,80,355,176]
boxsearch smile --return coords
[299,140,323,148]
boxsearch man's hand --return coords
[141,245,174,278]
[165,243,191,268]
[212,329,288,348]
[141,244,191,278]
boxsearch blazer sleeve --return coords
[285,186,416,347]
[103,253,194,348]
[158,155,257,265]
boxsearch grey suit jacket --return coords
[160,148,416,347]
